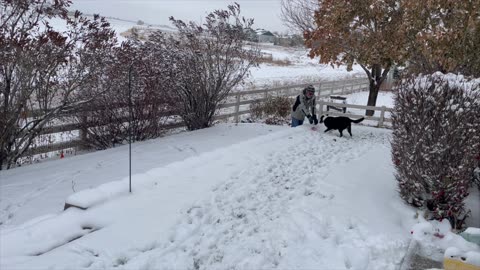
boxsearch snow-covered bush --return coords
[0,0,116,169]
[391,73,480,229]
[166,4,260,130]
[73,40,176,149]
[250,96,291,125]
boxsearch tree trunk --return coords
[185,115,211,131]
[366,64,389,116]
[0,151,4,170]
[366,80,381,116]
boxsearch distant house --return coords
[244,28,306,46]
[244,28,258,42]
[255,29,276,43]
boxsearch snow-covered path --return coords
[123,126,412,270]
[1,125,416,270]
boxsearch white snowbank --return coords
[411,218,480,265]
[1,125,418,270]
[465,227,480,235]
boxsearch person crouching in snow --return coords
[291,85,318,127]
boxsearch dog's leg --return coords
[324,128,332,133]
[339,129,343,137]
[347,125,352,136]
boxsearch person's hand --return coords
[306,114,313,124]
[313,115,318,125]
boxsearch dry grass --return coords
[257,53,292,66]
[250,96,291,125]
[119,27,150,40]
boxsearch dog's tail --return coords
[320,115,325,123]
[351,117,364,123]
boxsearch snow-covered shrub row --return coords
[391,73,480,229]
[1,2,258,168]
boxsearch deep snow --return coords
[2,124,420,270]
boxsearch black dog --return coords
[320,115,364,137]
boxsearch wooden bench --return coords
[326,95,347,113]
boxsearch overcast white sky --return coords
[71,0,290,33]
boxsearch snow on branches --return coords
[392,73,480,229]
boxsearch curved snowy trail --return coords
[1,125,415,270]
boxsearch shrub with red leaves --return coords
[391,74,480,229]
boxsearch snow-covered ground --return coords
[344,91,395,109]
[0,124,284,227]
[247,44,365,87]
[1,89,392,227]
[2,123,479,269]
[1,124,415,269]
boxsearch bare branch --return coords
[280,0,318,33]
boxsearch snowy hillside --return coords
[247,44,365,87]
[70,0,286,33]
[55,13,365,87]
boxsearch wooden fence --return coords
[24,77,392,157]
[317,101,392,128]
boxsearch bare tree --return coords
[167,3,260,130]
[75,38,177,149]
[280,0,318,33]
[0,0,116,169]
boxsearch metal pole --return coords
[128,65,133,193]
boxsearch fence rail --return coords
[317,101,392,126]
[23,77,392,157]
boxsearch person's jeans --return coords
[291,117,304,127]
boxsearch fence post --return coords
[234,93,241,124]
[379,106,386,127]
[318,100,324,117]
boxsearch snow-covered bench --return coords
[326,95,347,113]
